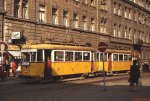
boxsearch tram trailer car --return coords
[94,50,132,75]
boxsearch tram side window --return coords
[100,53,103,61]
[100,53,107,61]
[95,53,99,61]
[104,53,107,61]
[128,55,132,61]
[31,52,36,62]
[124,55,127,61]
[113,54,118,61]
[119,54,123,61]
[75,52,82,61]
[83,52,90,61]
[65,52,73,61]
[37,50,43,61]
[54,51,64,61]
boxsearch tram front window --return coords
[21,50,44,62]
[21,52,30,62]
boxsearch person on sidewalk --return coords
[11,60,17,77]
[129,60,140,91]
[5,60,10,77]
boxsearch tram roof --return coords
[22,44,96,51]
[106,49,132,54]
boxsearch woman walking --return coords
[129,60,140,91]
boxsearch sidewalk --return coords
[0,76,21,85]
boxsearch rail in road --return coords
[0,72,150,101]
[40,73,150,101]
[43,72,150,101]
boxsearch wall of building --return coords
[3,0,102,48]
[0,0,150,64]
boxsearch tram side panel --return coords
[21,62,45,78]
[52,61,91,76]
[51,50,92,76]
[112,61,132,72]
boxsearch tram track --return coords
[42,75,129,101]
[43,84,87,101]
[42,72,150,101]
[0,72,149,101]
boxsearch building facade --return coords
[0,0,150,64]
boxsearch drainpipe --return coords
[1,0,5,42]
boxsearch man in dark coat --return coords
[129,60,140,91]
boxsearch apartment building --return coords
[0,0,150,62]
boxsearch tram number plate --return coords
[22,62,30,66]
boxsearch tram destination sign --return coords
[98,42,107,52]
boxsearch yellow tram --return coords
[20,44,132,81]
[20,44,96,80]
[94,49,132,75]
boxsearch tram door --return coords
[108,53,112,73]
[44,50,52,78]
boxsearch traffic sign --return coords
[98,42,107,52]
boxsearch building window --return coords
[39,5,45,22]
[100,17,107,34]
[145,16,148,25]
[63,10,68,26]
[90,18,95,31]
[139,31,141,39]
[100,23,106,34]
[118,25,121,38]
[100,0,107,11]
[82,16,87,30]
[52,8,58,24]
[84,0,88,4]
[124,26,127,38]
[133,29,137,43]
[129,9,131,19]
[124,7,127,18]
[113,23,117,37]
[139,13,141,23]
[146,0,149,9]
[133,11,138,22]
[118,5,121,16]
[146,34,149,43]
[14,0,20,17]
[91,0,95,6]
[113,3,117,14]
[141,14,144,24]
[142,32,145,42]
[22,0,28,19]
[129,28,132,39]
[73,13,78,28]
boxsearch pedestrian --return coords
[129,60,140,91]
[16,62,21,76]
[47,57,52,75]
[5,60,10,77]
[11,60,17,77]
